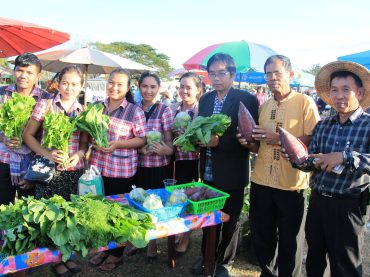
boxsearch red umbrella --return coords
[0,17,70,58]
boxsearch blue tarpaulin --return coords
[338,50,370,69]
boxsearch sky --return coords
[3,0,370,70]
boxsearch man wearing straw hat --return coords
[301,61,370,277]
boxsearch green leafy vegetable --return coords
[75,103,110,148]
[0,93,36,143]
[0,194,155,261]
[42,112,76,161]
[173,111,191,131]
[173,114,231,152]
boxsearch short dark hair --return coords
[138,71,161,87]
[14,52,42,73]
[206,53,236,74]
[330,71,363,88]
[264,55,292,73]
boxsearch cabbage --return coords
[173,112,191,131]
[146,131,162,151]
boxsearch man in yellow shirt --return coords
[239,55,320,277]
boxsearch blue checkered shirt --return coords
[302,108,370,195]
[203,93,228,182]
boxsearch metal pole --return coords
[84,64,88,105]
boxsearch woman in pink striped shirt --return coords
[88,68,146,272]
[136,71,174,262]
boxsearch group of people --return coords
[0,51,368,277]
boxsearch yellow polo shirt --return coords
[251,91,320,191]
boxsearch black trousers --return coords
[0,162,34,205]
[201,180,244,267]
[249,182,306,277]
[103,175,136,258]
[174,159,199,184]
[306,190,370,277]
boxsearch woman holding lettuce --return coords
[23,65,88,200]
[136,71,174,263]
[23,65,88,276]
[87,68,146,272]
[170,72,202,257]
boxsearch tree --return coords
[303,64,321,76]
[0,58,9,68]
[93,42,173,79]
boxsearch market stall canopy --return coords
[291,70,315,87]
[36,47,157,74]
[0,17,70,58]
[338,50,370,69]
[183,40,277,72]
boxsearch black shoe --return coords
[190,257,205,275]
[214,265,230,277]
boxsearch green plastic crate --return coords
[165,182,230,214]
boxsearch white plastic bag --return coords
[78,165,104,196]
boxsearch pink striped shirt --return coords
[31,93,84,170]
[89,99,146,178]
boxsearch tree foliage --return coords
[93,42,173,78]
[0,58,9,68]
[303,64,321,76]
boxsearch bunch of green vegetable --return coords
[0,93,36,143]
[173,114,231,152]
[172,111,191,131]
[75,103,110,148]
[42,112,76,162]
[0,194,155,261]
[146,130,162,151]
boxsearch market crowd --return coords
[0,52,369,277]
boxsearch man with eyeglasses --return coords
[190,53,258,277]
[238,55,320,277]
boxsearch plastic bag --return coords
[129,185,149,203]
[143,194,163,210]
[166,189,188,206]
[78,165,104,196]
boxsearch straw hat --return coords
[315,61,370,109]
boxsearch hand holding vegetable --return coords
[61,151,83,169]
[199,134,219,148]
[236,128,258,150]
[252,125,280,145]
[150,140,173,155]
[4,136,21,149]
[50,149,68,164]
[100,140,118,153]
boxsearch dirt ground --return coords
[28,224,370,277]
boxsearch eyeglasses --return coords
[264,71,285,81]
[208,71,230,79]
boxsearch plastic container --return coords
[165,182,230,214]
[125,189,188,222]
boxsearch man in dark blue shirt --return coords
[298,61,369,277]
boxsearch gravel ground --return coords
[27,224,370,277]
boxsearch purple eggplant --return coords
[278,127,308,165]
[238,102,256,143]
